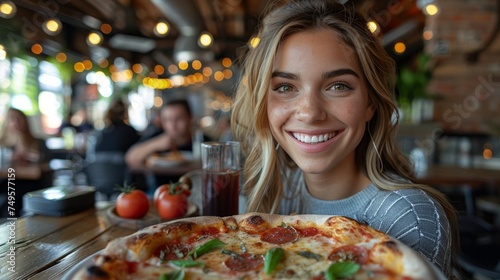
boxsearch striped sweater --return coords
[278,170,452,278]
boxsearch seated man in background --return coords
[125,99,208,190]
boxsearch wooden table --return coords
[140,158,202,177]
[415,164,500,188]
[0,204,136,280]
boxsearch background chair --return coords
[83,151,141,200]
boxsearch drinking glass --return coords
[200,141,240,216]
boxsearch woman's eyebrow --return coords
[323,68,359,79]
[271,71,299,80]
[271,68,360,80]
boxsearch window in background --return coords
[38,60,64,135]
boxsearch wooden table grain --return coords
[0,204,136,280]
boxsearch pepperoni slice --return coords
[261,226,299,244]
[328,244,368,264]
[224,253,264,272]
[296,227,320,237]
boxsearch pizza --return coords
[72,213,441,280]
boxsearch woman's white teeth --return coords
[293,132,335,143]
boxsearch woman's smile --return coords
[291,130,343,144]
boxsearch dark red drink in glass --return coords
[202,170,239,216]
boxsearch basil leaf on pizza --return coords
[264,247,284,275]
[325,261,360,280]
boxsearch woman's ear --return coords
[365,103,375,122]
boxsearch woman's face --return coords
[267,28,374,175]
[7,110,27,133]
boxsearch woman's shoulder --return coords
[363,186,452,278]
[363,185,449,233]
[369,186,440,209]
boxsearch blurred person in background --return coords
[0,107,51,164]
[125,99,210,189]
[0,107,53,217]
[86,99,140,157]
[59,107,94,135]
[125,99,197,169]
[84,100,142,200]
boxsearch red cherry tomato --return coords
[116,189,149,219]
[153,184,170,207]
[154,183,191,207]
[157,191,188,220]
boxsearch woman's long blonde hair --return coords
[231,0,457,243]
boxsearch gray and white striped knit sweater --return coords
[278,170,452,278]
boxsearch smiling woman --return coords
[231,0,458,278]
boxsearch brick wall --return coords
[424,0,500,134]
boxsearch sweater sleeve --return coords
[361,188,452,278]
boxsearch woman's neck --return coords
[303,157,371,200]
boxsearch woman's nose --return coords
[294,92,327,123]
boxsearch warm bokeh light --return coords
[178,60,189,70]
[483,148,493,160]
[203,67,213,77]
[214,71,224,81]
[101,23,112,34]
[98,59,109,68]
[394,42,406,54]
[82,59,93,70]
[0,1,16,18]
[155,21,169,37]
[222,57,232,68]
[168,64,178,74]
[154,64,165,75]
[87,32,103,45]
[44,18,61,35]
[223,69,233,79]
[74,62,85,72]
[423,30,433,40]
[56,52,67,63]
[109,64,118,73]
[154,96,163,107]
[31,44,43,55]
[367,21,378,33]
[425,4,439,16]
[192,60,202,70]
[194,73,203,82]
[132,63,143,74]
[199,32,213,47]
[250,36,260,48]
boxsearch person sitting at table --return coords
[86,99,140,156]
[230,0,458,278]
[0,107,51,164]
[0,107,53,217]
[85,99,141,199]
[125,99,209,188]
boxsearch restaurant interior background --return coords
[1,0,500,278]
